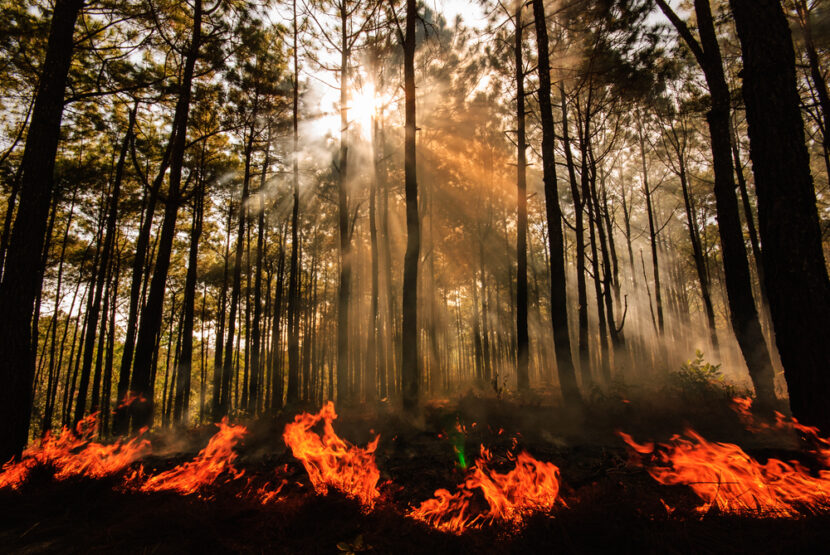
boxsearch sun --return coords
[349,81,380,140]
[307,79,393,142]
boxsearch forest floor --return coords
[2,385,830,554]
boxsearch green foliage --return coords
[669,350,737,400]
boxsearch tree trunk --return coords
[531,0,581,407]
[75,108,134,425]
[287,1,302,404]
[0,0,84,460]
[335,3,354,405]
[130,0,203,431]
[730,0,830,429]
[560,85,590,387]
[249,142,269,414]
[515,4,529,392]
[401,0,420,412]
[656,0,776,407]
[174,177,204,425]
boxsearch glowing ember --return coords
[409,446,562,534]
[137,417,246,495]
[0,414,149,490]
[282,402,381,509]
[619,430,830,516]
[257,479,288,505]
[117,392,147,409]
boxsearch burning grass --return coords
[283,401,381,509]
[3,394,830,552]
[131,417,247,496]
[409,447,562,533]
[0,413,149,490]
[619,397,830,517]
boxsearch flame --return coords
[282,402,381,509]
[137,417,246,495]
[117,392,147,410]
[0,414,149,490]
[731,397,830,467]
[409,446,562,533]
[619,430,830,516]
[257,479,288,505]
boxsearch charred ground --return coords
[2,387,830,554]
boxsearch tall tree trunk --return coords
[270,236,286,409]
[130,0,203,431]
[637,115,664,335]
[730,0,830,429]
[219,121,255,418]
[401,0,420,412]
[515,4,529,392]
[560,85,590,386]
[367,117,379,403]
[656,0,776,407]
[287,1,302,404]
[174,178,204,425]
[212,199,232,416]
[42,189,77,432]
[249,142,269,414]
[75,108,134,425]
[336,3,353,404]
[678,151,718,351]
[531,0,581,407]
[0,0,84,460]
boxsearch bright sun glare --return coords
[313,81,393,141]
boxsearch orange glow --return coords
[619,430,830,516]
[731,397,830,466]
[0,414,149,490]
[409,446,562,534]
[137,417,246,495]
[282,402,380,509]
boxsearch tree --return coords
[0,0,84,460]
[730,0,830,430]
[513,1,530,392]
[655,0,776,407]
[531,0,581,407]
[130,0,208,431]
[400,0,420,412]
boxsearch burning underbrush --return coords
[2,393,830,552]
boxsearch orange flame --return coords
[409,446,562,533]
[619,430,830,516]
[282,402,380,509]
[731,397,830,467]
[0,414,149,490]
[137,417,246,495]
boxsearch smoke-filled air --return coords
[1,0,829,552]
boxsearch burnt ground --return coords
[2,387,830,554]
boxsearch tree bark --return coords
[0,0,84,459]
[130,0,203,431]
[730,0,830,429]
[515,3,530,392]
[287,1,302,404]
[656,0,776,407]
[531,0,582,407]
[401,0,420,412]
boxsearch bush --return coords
[669,350,738,401]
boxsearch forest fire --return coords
[0,414,149,490]
[731,397,830,466]
[409,447,562,534]
[133,417,246,496]
[619,429,830,517]
[283,402,381,509]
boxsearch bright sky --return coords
[301,1,487,142]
